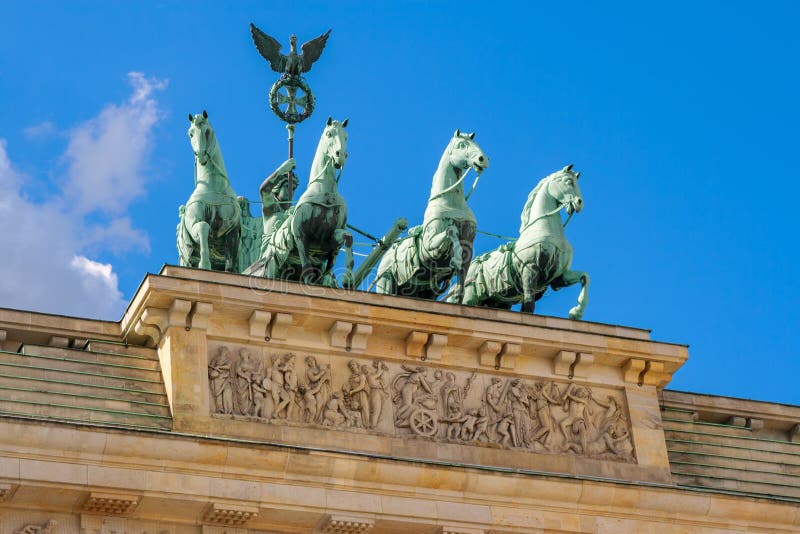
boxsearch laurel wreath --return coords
[269,76,315,124]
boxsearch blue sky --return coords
[0,2,798,404]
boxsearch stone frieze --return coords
[207,345,635,462]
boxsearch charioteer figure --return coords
[259,158,298,254]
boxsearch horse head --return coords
[448,130,490,173]
[519,165,584,232]
[188,110,215,166]
[550,164,584,215]
[322,116,349,170]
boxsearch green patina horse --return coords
[259,117,353,285]
[457,165,590,319]
[177,111,242,271]
[373,130,489,302]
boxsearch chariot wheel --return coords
[409,408,438,438]
[269,76,315,124]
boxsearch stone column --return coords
[157,299,214,433]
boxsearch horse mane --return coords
[519,170,568,233]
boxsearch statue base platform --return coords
[0,266,796,532]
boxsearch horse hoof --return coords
[568,307,583,320]
[341,272,354,289]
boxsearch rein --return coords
[428,142,484,202]
[519,202,570,233]
[193,127,230,186]
[307,148,345,187]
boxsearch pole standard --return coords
[286,123,296,200]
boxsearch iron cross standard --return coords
[250,22,331,200]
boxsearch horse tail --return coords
[369,243,395,292]
[177,206,194,265]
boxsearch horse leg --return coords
[454,225,475,305]
[460,279,477,305]
[375,272,396,295]
[421,221,457,269]
[331,229,354,288]
[293,225,313,283]
[189,221,211,270]
[521,264,539,314]
[553,270,590,320]
[224,226,240,272]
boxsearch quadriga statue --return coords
[373,130,489,302]
[258,117,353,285]
[455,165,589,319]
[177,110,242,271]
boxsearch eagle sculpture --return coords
[250,23,332,77]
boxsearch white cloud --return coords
[0,73,166,319]
[22,121,57,140]
[0,143,126,318]
[84,216,151,256]
[64,72,167,215]
[70,256,123,302]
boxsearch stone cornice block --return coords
[747,417,764,430]
[406,331,429,358]
[248,310,271,339]
[790,424,800,443]
[624,358,668,388]
[329,321,372,353]
[726,416,747,427]
[480,341,520,369]
[329,321,353,350]
[168,299,193,328]
[268,312,293,341]
[573,352,594,378]
[319,514,374,533]
[553,351,577,377]
[190,302,213,330]
[478,340,502,367]
[425,333,447,361]
[623,358,646,384]
[202,502,258,526]
[349,323,373,352]
[498,342,520,370]
[0,483,17,502]
[134,307,166,347]
[82,492,140,515]
[553,351,593,378]
[641,361,669,388]
[405,331,447,360]
[48,335,70,347]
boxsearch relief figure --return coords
[269,354,292,419]
[234,349,257,415]
[343,359,370,427]
[208,346,234,414]
[530,381,560,449]
[560,383,591,453]
[322,392,353,427]
[305,355,331,422]
[281,353,300,420]
[365,360,389,428]
[509,379,531,447]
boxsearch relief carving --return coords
[15,521,57,534]
[208,345,635,462]
[208,346,234,414]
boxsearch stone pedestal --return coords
[1,267,796,532]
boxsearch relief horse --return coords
[457,165,589,319]
[260,117,353,285]
[373,130,489,302]
[177,111,241,271]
